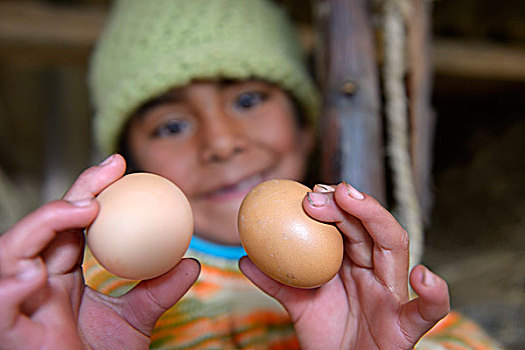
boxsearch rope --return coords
[382,0,423,269]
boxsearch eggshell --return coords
[238,179,343,288]
[86,173,193,280]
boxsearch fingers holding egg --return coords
[63,154,126,202]
[331,182,409,253]
[330,182,411,295]
[303,185,374,269]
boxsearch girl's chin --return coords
[194,223,242,245]
[195,233,242,246]
[202,187,253,204]
[193,201,245,246]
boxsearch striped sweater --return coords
[83,237,502,350]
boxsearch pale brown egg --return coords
[86,173,193,280]
[238,179,343,288]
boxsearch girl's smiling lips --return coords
[196,169,272,202]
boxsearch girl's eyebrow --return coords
[135,90,182,118]
[133,79,256,119]
[220,78,237,87]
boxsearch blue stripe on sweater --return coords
[189,235,247,260]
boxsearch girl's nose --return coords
[200,115,247,163]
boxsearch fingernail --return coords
[313,184,335,193]
[307,192,328,207]
[99,154,114,166]
[69,198,93,207]
[422,267,435,287]
[344,181,364,200]
[17,260,42,281]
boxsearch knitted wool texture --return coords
[89,0,320,155]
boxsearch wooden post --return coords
[407,0,435,224]
[313,0,386,204]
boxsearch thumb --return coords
[119,258,200,335]
[399,265,450,345]
[239,256,314,316]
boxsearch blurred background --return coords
[0,0,524,348]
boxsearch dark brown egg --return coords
[238,179,343,288]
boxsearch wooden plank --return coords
[0,1,106,67]
[314,0,386,204]
[1,1,524,82]
[0,1,106,45]
[432,39,525,81]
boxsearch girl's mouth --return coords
[201,170,271,202]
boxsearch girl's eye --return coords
[153,119,190,137]
[234,91,267,110]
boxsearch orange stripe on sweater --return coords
[152,315,233,345]
[426,311,462,335]
[425,312,499,349]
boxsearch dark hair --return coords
[117,122,141,174]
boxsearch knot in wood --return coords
[341,80,358,97]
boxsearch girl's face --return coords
[125,80,313,245]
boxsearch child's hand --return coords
[0,154,200,349]
[240,182,449,349]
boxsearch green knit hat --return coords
[89,0,320,155]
